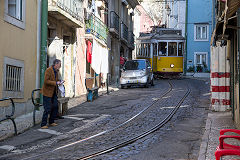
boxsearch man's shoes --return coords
[41,126,48,129]
[49,123,58,126]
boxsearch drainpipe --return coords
[40,0,48,102]
[36,0,41,89]
[183,0,188,75]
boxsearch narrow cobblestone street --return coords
[0,78,210,160]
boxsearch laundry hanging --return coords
[91,39,109,74]
[87,41,92,64]
[100,46,108,74]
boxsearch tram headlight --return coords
[170,64,174,68]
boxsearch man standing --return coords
[41,59,64,129]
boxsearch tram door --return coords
[152,43,158,72]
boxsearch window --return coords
[4,0,25,29]
[158,42,167,56]
[178,42,184,56]
[147,44,151,57]
[3,57,24,98]
[194,52,208,66]
[194,24,209,41]
[141,44,144,56]
[168,42,177,56]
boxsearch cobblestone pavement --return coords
[0,78,210,160]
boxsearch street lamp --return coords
[165,5,171,28]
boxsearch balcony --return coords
[128,31,135,49]
[110,11,120,36]
[121,22,128,43]
[48,0,84,28]
[85,14,108,43]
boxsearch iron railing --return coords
[121,22,128,42]
[31,89,42,126]
[110,11,120,33]
[85,13,108,43]
[0,98,17,135]
[49,0,84,23]
[128,31,134,47]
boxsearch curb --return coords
[198,113,212,160]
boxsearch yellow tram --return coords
[135,27,185,78]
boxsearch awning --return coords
[221,0,240,18]
[211,0,240,44]
[222,0,240,34]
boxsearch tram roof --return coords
[137,28,185,42]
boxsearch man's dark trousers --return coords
[41,93,58,127]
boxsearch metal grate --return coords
[5,65,22,91]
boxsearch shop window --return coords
[4,0,26,29]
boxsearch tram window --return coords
[178,42,184,56]
[168,42,177,56]
[141,44,144,56]
[144,44,146,57]
[147,44,151,57]
[158,42,167,56]
[138,44,141,56]
[136,44,139,56]
[153,43,157,56]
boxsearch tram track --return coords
[78,82,191,160]
[10,80,173,160]
[2,80,191,160]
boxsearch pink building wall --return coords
[137,5,154,33]
[75,28,87,96]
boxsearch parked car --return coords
[120,59,154,88]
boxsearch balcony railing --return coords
[121,22,128,42]
[48,0,84,27]
[110,11,120,34]
[56,0,83,22]
[85,13,108,43]
[128,31,134,48]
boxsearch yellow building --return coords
[0,0,38,130]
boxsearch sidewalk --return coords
[0,85,119,141]
[198,111,236,160]
[67,85,119,110]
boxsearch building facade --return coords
[186,0,213,73]
[133,4,154,59]
[0,0,38,119]
[168,0,186,37]
[108,0,138,84]
[47,0,85,98]
[211,0,240,128]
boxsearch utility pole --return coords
[184,0,188,75]
[40,0,48,102]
